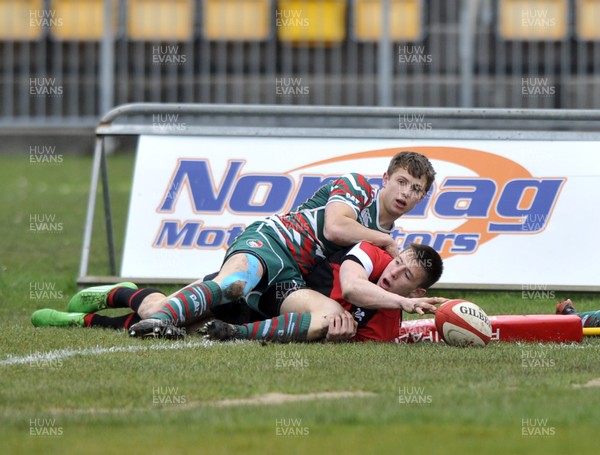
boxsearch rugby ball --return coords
[434,300,492,347]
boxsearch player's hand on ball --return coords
[402,297,448,315]
[325,311,357,342]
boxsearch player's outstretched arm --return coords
[339,260,442,313]
[323,202,398,258]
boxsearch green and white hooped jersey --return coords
[264,172,393,276]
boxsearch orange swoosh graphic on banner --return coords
[288,147,533,259]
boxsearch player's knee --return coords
[220,280,247,302]
[307,312,330,341]
[316,299,345,315]
[217,257,262,303]
[306,307,340,338]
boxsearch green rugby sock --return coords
[153,281,223,325]
[579,310,600,328]
[233,313,311,343]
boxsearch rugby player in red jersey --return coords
[316,241,442,342]
[203,241,443,342]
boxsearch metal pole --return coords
[377,0,393,106]
[459,0,478,107]
[100,0,115,117]
[100,143,117,276]
[97,103,600,123]
[78,137,103,281]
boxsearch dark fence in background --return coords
[0,0,599,127]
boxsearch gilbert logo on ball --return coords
[435,300,492,347]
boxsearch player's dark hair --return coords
[406,243,443,289]
[387,151,436,193]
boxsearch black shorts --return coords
[203,271,306,320]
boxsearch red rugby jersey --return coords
[306,241,401,342]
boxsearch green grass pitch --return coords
[1,153,600,454]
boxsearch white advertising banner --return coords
[121,135,599,288]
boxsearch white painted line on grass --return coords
[202,391,377,408]
[0,340,213,366]
[44,391,378,415]
[573,377,600,388]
